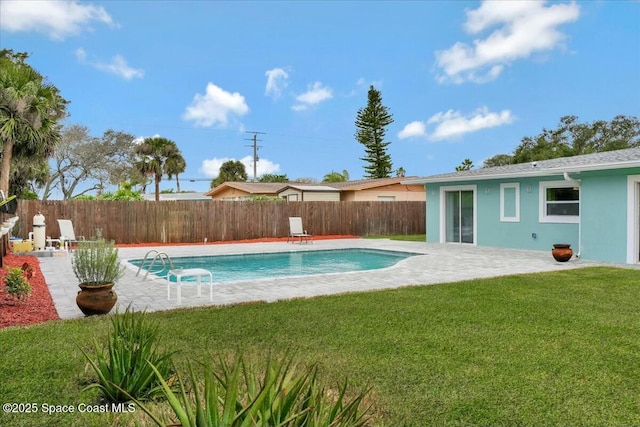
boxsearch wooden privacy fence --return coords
[13,200,426,244]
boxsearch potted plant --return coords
[72,239,125,316]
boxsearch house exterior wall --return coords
[278,189,340,201]
[425,167,640,263]
[212,188,252,200]
[341,184,426,202]
[579,169,637,263]
[426,176,580,251]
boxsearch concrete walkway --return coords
[38,239,615,319]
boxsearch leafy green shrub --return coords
[3,266,31,301]
[136,353,372,427]
[80,307,175,403]
[248,195,285,201]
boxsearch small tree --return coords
[355,85,394,178]
[211,160,248,188]
[3,266,31,301]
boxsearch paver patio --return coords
[38,238,616,319]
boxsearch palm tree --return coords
[0,50,68,196]
[134,137,185,201]
[165,154,186,193]
[322,169,349,183]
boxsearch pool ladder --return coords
[136,250,175,281]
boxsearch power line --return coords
[245,131,265,182]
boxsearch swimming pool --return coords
[129,248,419,283]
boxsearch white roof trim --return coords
[402,159,640,185]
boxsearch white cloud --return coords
[265,68,289,99]
[199,156,280,179]
[435,0,580,84]
[292,82,333,111]
[398,121,427,139]
[76,48,144,80]
[132,134,161,145]
[427,107,515,140]
[0,0,114,40]
[183,83,249,127]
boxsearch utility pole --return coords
[245,131,265,182]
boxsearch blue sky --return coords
[1,0,639,195]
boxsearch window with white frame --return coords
[539,181,580,223]
[500,183,520,222]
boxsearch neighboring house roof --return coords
[142,192,211,201]
[403,147,640,184]
[206,177,422,198]
[204,182,287,197]
[278,184,340,192]
[328,177,418,190]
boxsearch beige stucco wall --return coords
[212,188,252,200]
[279,189,340,201]
[340,184,426,201]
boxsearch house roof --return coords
[205,177,422,197]
[402,147,640,184]
[204,182,287,197]
[328,177,419,190]
[278,184,340,193]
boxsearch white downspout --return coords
[563,172,582,258]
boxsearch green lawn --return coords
[1,267,639,426]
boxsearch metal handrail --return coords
[136,249,175,281]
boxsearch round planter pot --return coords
[76,282,117,316]
[551,244,573,262]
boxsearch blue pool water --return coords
[129,249,418,283]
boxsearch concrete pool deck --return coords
[38,238,625,319]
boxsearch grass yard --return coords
[0,267,639,426]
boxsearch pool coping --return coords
[37,238,617,319]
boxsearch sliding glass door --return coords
[444,189,475,244]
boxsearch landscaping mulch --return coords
[0,254,59,329]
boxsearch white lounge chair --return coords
[288,217,313,244]
[57,219,85,251]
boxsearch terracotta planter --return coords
[552,244,573,262]
[76,282,117,316]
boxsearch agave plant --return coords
[134,353,372,427]
[80,307,175,403]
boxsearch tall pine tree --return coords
[355,86,394,178]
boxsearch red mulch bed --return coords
[0,254,60,329]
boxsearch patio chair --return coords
[288,217,313,244]
[57,219,85,251]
